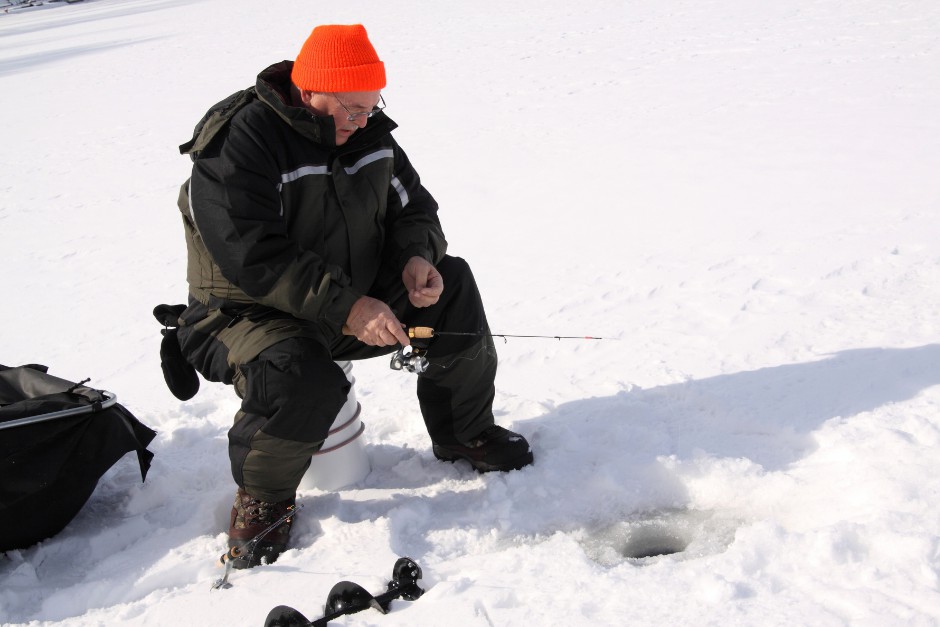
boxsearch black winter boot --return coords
[433,425,533,472]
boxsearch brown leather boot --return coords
[227,487,295,569]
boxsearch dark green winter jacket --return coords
[178,60,447,339]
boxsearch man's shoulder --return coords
[179,86,261,158]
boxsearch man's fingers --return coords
[366,318,408,347]
[345,296,410,346]
[387,321,410,346]
[409,268,443,307]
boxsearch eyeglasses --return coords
[334,94,386,122]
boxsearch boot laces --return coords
[238,495,292,529]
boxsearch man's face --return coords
[303,90,382,146]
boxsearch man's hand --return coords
[344,296,410,347]
[402,256,443,308]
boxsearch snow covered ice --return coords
[1,0,939,624]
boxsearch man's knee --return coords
[437,255,472,283]
[176,302,236,384]
[238,338,350,443]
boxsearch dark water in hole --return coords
[621,528,690,559]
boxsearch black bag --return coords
[0,364,157,552]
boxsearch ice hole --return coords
[620,524,690,559]
[580,509,736,567]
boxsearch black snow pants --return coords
[176,255,497,502]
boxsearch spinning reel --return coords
[389,344,429,374]
[389,326,435,374]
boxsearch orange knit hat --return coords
[291,24,386,92]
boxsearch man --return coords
[170,24,533,569]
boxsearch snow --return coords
[1,0,939,624]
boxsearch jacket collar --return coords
[255,60,397,151]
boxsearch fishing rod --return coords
[342,324,615,373]
[390,326,617,374]
[405,327,615,341]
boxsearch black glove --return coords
[153,304,200,401]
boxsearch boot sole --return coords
[227,539,287,569]
[433,444,533,473]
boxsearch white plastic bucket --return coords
[299,361,371,491]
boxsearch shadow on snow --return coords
[3,345,937,621]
